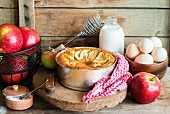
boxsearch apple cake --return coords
[56,47,116,70]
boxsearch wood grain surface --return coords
[18,0,35,29]
[0,0,169,113]
[40,37,170,52]
[0,0,18,8]
[0,0,169,55]
[40,36,170,63]
[34,0,170,8]
[35,9,170,37]
[32,67,127,112]
[1,0,169,8]
[0,9,18,25]
[0,67,170,113]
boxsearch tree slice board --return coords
[32,67,127,112]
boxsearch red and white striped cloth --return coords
[83,52,133,103]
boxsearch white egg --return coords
[126,44,140,60]
[150,37,162,47]
[151,47,167,62]
[134,54,154,64]
[139,38,154,54]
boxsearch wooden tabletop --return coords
[0,67,170,114]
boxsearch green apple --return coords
[41,50,58,69]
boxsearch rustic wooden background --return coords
[0,1,170,113]
[0,0,169,55]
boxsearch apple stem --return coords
[48,40,52,51]
[49,46,52,51]
[49,46,54,51]
[49,47,58,53]
[149,76,156,82]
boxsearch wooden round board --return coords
[33,67,127,112]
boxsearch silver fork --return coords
[53,14,104,52]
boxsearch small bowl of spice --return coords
[2,85,33,110]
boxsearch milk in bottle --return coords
[99,16,124,55]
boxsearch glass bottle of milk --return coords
[99,16,124,55]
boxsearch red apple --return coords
[0,55,28,73]
[0,55,28,84]
[19,26,40,50]
[41,50,58,69]
[0,23,23,53]
[129,72,161,104]
[1,72,28,84]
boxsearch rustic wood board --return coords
[1,67,170,113]
[35,9,170,37]
[34,0,170,8]
[0,0,18,8]
[0,0,170,113]
[40,36,170,51]
[18,0,35,29]
[0,0,169,56]
[0,9,18,25]
[32,67,127,112]
[1,0,169,8]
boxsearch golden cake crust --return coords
[56,47,116,70]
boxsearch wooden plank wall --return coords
[0,0,170,54]
[0,0,18,25]
[34,0,170,53]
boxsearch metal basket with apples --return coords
[0,24,41,85]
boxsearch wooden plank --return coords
[1,67,170,113]
[169,41,170,64]
[0,9,19,26]
[34,0,170,8]
[35,9,170,36]
[40,36,98,51]
[40,36,169,52]
[0,0,169,8]
[40,36,170,63]
[18,0,35,29]
[40,36,170,64]
[0,0,18,8]
[32,67,127,112]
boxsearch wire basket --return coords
[0,42,41,85]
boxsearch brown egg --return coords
[126,44,140,60]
